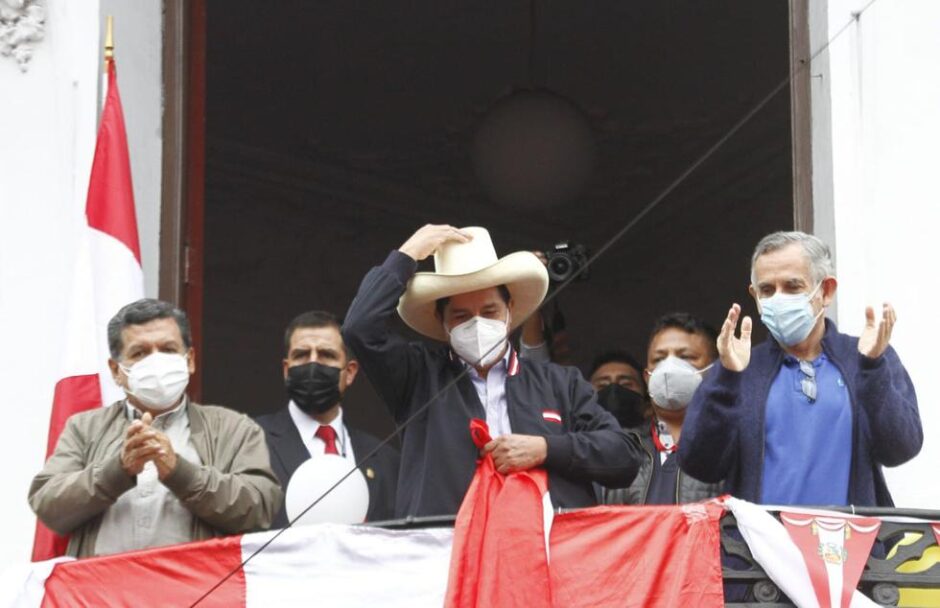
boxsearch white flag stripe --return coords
[242,524,454,607]
[87,227,144,405]
[727,498,878,608]
[0,557,72,608]
[818,524,845,608]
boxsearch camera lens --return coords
[548,255,572,282]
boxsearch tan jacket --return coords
[29,400,283,558]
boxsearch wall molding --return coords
[0,0,45,72]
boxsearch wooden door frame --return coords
[160,0,206,401]
[790,0,814,232]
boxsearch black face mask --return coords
[596,384,647,429]
[285,361,342,415]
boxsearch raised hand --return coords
[717,303,753,372]
[858,303,896,359]
[398,224,472,262]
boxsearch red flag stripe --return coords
[549,503,726,607]
[43,374,101,458]
[32,374,103,562]
[41,535,246,607]
[84,59,141,263]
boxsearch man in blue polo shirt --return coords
[679,231,922,506]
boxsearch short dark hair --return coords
[283,310,349,358]
[589,350,646,389]
[434,284,512,319]
[649,312,719,358]
[108,298,192,359]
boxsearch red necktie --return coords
[315,425,339,455]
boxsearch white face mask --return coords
[120,352,191,411]
[648,356,712,411]
[447,313,509,369]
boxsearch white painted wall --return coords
[812,0,940,508]
[0,1,162,567]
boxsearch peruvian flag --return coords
[727,498,880,608]
[7,505,725,607]
[30,56,144,561]
[446,419,553,607]
[7,525,455,607]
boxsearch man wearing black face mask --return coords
[256,311,399,527]
[588,350,649,429]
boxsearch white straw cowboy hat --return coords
[398,227,549,342]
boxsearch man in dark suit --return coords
[256,311,399,527]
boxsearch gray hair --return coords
[750,231,835,286]
[107,298,192,359]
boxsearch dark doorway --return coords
[202,1,793,438]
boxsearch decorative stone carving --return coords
[0,0,45,72]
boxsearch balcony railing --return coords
[376,506,940,607]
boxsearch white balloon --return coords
[285,454,369,526]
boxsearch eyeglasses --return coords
[799,359,817,403]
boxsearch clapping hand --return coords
[119,413,178,479]
[717,304,753,372]
[120,413,162,477]
[858,303,896,359]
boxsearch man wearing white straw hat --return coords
[343,224,641,517]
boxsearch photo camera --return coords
[544,241,590,284]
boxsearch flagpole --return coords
[99,16,113,114]
[104,15,114,67]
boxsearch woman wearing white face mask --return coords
[343,224,644,518]
[604,313,723,506]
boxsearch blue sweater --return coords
[678,320,922,507]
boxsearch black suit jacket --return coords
[342,250,642,518]
[255,407,400,528]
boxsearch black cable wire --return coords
[190,3,880,605]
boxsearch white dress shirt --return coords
[465,346,513,438]
[288,401,355,461]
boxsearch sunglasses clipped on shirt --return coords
[798,359,817,403]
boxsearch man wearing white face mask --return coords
[605,313,722,505]
[30,299,282,557]
[679,231,922,507]
[343,225,641,518]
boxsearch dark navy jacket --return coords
[679,320,922,507]
[342,251,642,518]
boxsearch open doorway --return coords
[199,1,794,438]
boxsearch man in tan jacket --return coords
[29,299,282,558]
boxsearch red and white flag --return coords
[8,504,726,608]
[727,498,880,608]
[446,419,553,607]
[30,56,144,561]
[780,512,880,608]
[8,525,455,607]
